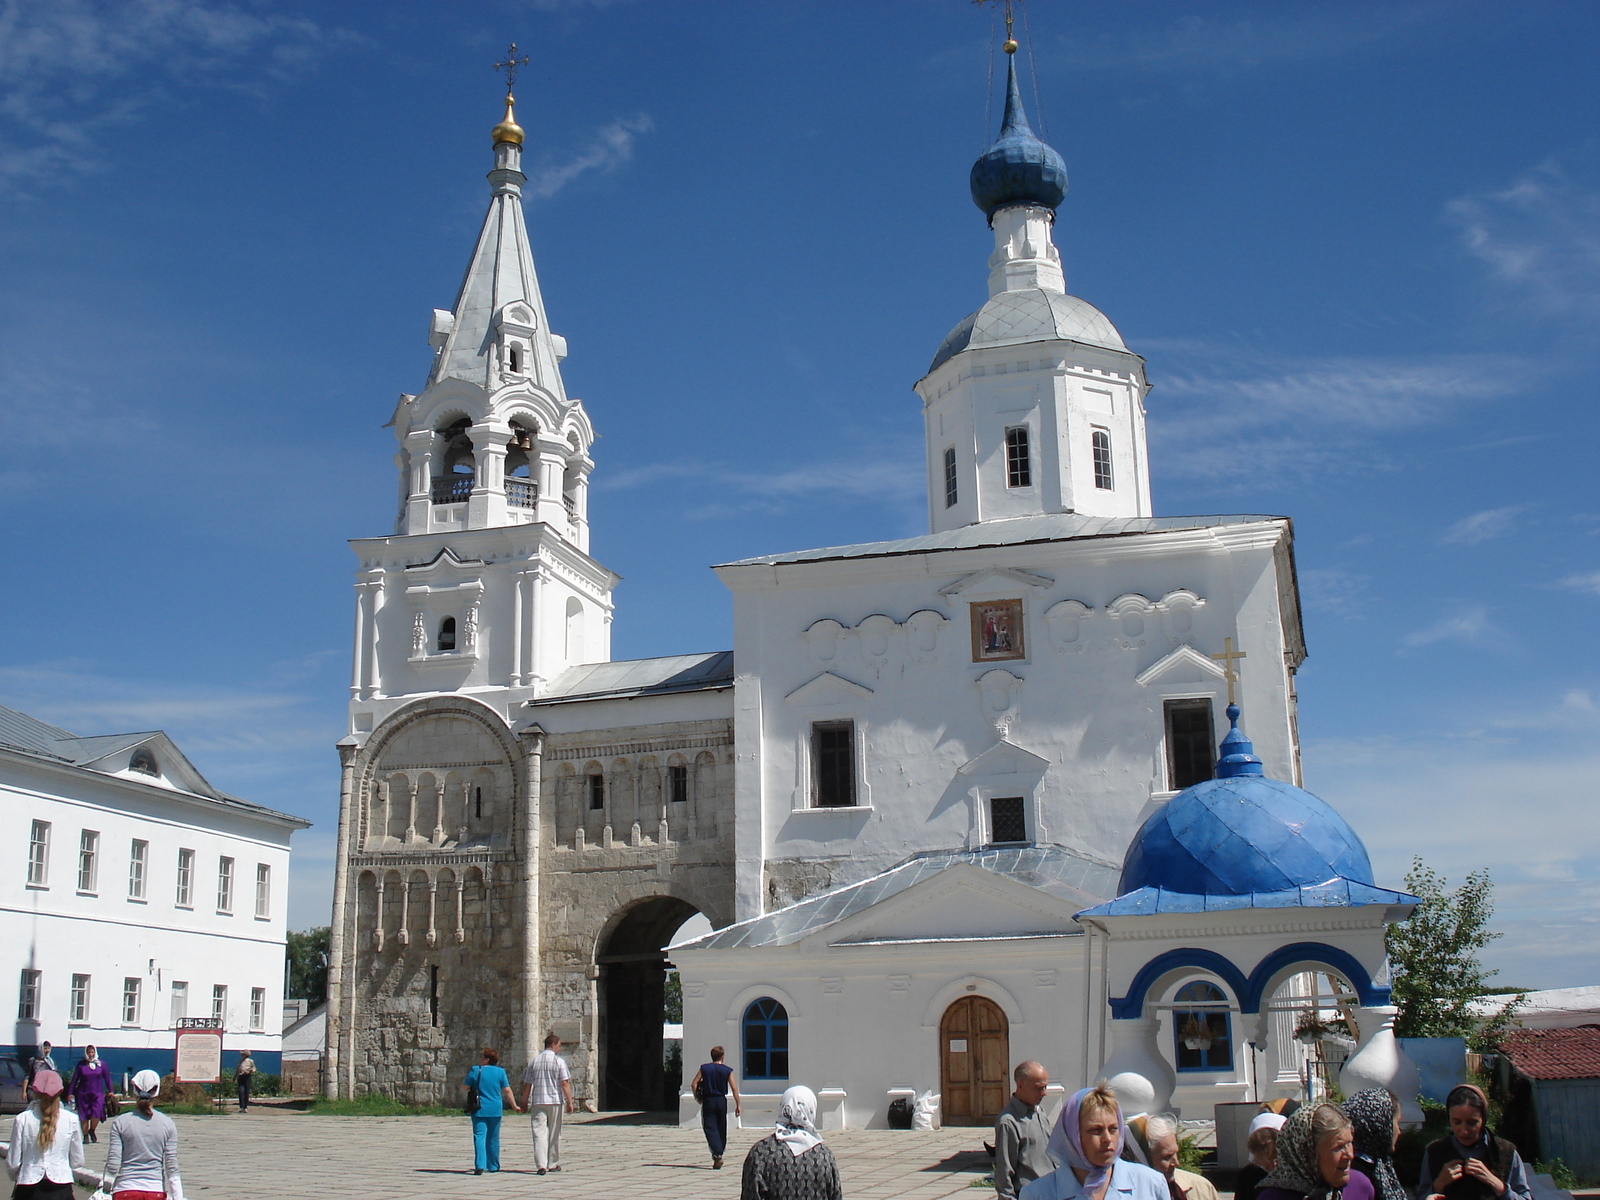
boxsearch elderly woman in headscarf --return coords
[1256,1103,1374,1200]
[1342,1090,1406,1200]
[1020,1086,1167,1200]
[740,1086,842,1200]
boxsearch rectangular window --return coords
[1092,428,1114,490]
[943,447,958,508]
[250,987,266,1031]
[255,863,271,918]
[989,796,1028,845]
[811,721,857,809]
[17,969,40,1021]
[122,977,142,1026]
[70,974,90,1023]
[27,820,50,886]
[1005,426,1032,488]
[170,981,188,1026]
[211,984,227,1024]
[668,764,688,804]
[217,856,234,913]
[1165,699,1217,791]
[175,848,194,907]
[128,839,148,900]
[587,773,605,810]
[77,829,99,893]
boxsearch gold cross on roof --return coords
[493,43,530,93]
[1211,637,1247,705]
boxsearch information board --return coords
[175,1027,224,1084]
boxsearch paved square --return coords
[2,1109,993,1200]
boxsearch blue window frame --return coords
[742,997,789,1080]
[1173,980,1233,1072]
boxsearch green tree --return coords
[1386,858,1519,1048]
[286,926,331,1007]
[663,970,682,1024]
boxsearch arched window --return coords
[474,786,483,820]
[432,418,476,504]
[1005,426,1031,488]
[508,345,521,373]
[1091,429,1114,490]
[128,748,159,776]
[742,997,789,1080]
[1173,980,1232,1072]
[438,617,457,653]
[943,447,958,508]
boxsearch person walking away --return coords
[690,1045,742,1170]
[1139,1114,1219,1200]
[5,1069,83,1200]
[463,1047,521,1176]
[235,1049,255,1112]
[68,1045,113,1143]
[1255,1103,1373,1200]
[1416,1084,1530,1200]
[739,1085,841,1200]
[1020,1085,1166,1200]
[26,1042,57,1102]
[518,1032,574,1176]
[994,1061,1053,1200]
[1343,1090,1406,1200]
[103,1069,185,1200]
[1236,1113,1287,1200]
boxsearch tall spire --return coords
[969,49,1067,221]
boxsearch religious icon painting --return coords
[969,599,1025,662]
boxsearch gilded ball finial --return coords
[1003,37,1018,54]
[491,92,524,147]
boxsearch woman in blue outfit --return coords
[462,1047,523,1175]
[1021,1086,1168,1200]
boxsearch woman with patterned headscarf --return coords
[1256,1103,1374,1200]
[739,1086,841,1200]
[1020,1086,1167,1200]
[1342,1090,1406,1200]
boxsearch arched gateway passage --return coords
[597,896,700,1111]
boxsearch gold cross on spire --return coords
[1211,637,1247,705]
[974,0,1019,53]
[493,42,530,94]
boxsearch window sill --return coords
[127,897,147,905]
[16,1018,39,1026]
[68,1021,88,1028]
[254,914,270,922]
[409,649,480,667]
[77,890,99,898]
[26,883,49,891]
[789,804,873,815]
[216,910,233,917]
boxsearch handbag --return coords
[464,1067,480,1116]
[694,1078,706,1103]
[105,1092,121,1118]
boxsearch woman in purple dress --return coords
[69,1045,113,1143]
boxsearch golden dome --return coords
[491,94,524,146]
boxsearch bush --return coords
[1533,1160,1586,1191]
[306,1092,462,1117]
[207,1069,283,1098]
[1178,1133,1206,1172]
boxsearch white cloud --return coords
[1442,505,1526,546]
[1402,605,1501,649]
[1562,570,1600,596]
[526,114,653,201]
[1298,568,1369,619]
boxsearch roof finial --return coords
[1215,702,1264,779]
[491,42,529,147]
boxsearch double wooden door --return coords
[939,996,1009,1126]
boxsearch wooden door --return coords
[939,996,1009,1126]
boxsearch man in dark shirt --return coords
[994,1060,1054,1200]
[689,1045,742,1170]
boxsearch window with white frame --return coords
[255,863,271,918]
[175,848,194,907]
[943,447,958,507]
[1005,426,1032,488]
[211,984,228,1024]
[122,977,142,1026]
[27,820,50,886]
[17,969,40,1021]
[70,974,91,1023]
[170,981,188,1026]
[78,829,99,893]
[1091,428,1114,490]
[250,987,266,1031]
[128,839,148,900]
[217,856,234,913]
[988,796,1028,845]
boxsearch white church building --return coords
[327,50,1423,1129]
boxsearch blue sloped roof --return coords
[1076,877,1417,918]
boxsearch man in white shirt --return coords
[519,1032,574,1175]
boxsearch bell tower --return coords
[346,82,618,732]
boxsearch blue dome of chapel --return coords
[1117,705,1375,898]
[970,56,1068,219]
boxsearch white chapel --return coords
[327,48,1423,1130]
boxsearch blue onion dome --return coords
[970,56,1067,220]
[1117,704,1376,897]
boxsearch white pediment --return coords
[823,864,1079,947]
[1135,644,1228,687]
[956,739,1051,778]
[783,672,874,706]
[403,546,486,577]
[938,567,1055,596]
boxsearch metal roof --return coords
[930,289,1128,374]
[718,513,1286,569]
[671,844,1120,951]
[530,651,734,706]
[1076,877,1417,918]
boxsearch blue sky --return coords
[1,1,1596,988]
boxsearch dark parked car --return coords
[0,1058,27,1113]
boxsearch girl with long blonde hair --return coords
[4,1069,83,1199]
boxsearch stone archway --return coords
[597,896,701,1111]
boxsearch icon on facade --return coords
[969,599,1025,662]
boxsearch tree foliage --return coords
[1386,858,1518,1047]
[663,970,682,1024]
[286,926,331,1007]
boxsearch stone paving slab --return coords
[1,1110,993,1200]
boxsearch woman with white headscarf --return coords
[1021,1086,1167,1200]
[740,1086,842,1200]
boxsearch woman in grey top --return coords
[740,1086,842,1200]
[104,1069,185,1200]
